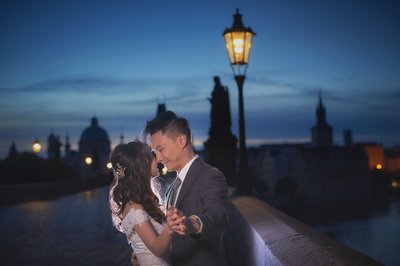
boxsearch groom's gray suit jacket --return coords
[171,157,229,266]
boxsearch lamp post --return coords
[32,138,42,154]
[223,9,255,194]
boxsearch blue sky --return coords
[1,0,399,159]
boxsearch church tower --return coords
[119,127,124,144]
[311,93,333,147]
[7,142,18,159]
[64,134,71,157]
[157,103,166,114]
[48,131,62,160]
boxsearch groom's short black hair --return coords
[144,110,192,146]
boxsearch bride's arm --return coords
[125,203,184,257]
[134,220,174,257]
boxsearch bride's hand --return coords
[167,207,187,235]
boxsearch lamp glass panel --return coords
[224,32,235,64]
[232,31,245,64]
[243,32,253,64]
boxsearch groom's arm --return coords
[192,166,229,238]
[167,167,229,238]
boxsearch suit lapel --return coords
[175,157,203,208]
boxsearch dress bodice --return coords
[121,207,171,266]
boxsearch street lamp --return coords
[85,156,93,166]
[223,9,255,194]
[32,138,42,154]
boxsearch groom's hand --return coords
[167,207,187,235]
[167,207,202,235]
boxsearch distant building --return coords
[247,143,308,194]
[157,103,166,114]
[311,93,333,147]
[59,116,111,178]
[47,132,62,160]
[384,146,400,175]
[79,117,110,167]
[356,143,385,170]
[7,142,18,159]
[299,146,369,206]
[247,94,371,206]
[343,129,353,147]
[249,144,370,206]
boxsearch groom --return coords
[144,110,229,266]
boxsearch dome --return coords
[66,116,111,178]
[79,116,111,158]
[80,117,110,143]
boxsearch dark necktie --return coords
[167,177,182,209]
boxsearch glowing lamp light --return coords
[32,139,42,154]
[85,157,93,165]
[223,9,255,69]
[376,164,382,170]
[106,162,113,169]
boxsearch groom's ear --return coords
[178,134,187,148]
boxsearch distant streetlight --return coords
[32,138,42,154]
[223,9,255,194]
[85,156,93,165]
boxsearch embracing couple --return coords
[109,111,230,266]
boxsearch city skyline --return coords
[1,0,400,159]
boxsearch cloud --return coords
[0,75,213,118]
[248,75,400,115]
[0,75,209,96]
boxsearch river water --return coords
[0,186,132,266]
[1,185,399,265]
[313,198,400,266]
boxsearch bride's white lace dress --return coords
[121,207,171,266]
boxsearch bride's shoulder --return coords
[127,201,144,210]
[121,203,149,231]
[123,202,145,218]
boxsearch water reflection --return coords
[82,190,95,204]
[314,198,400,266]
[390,200,399,215]
[0,186,132,266]
[21,200,47,211]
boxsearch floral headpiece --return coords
[113,162,126,179]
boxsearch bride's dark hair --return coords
[110,141,164,224]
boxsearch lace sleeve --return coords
[121,208,149,235]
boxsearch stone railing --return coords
[224,196,383,266]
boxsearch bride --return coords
[108,141,185,266]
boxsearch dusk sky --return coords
[1,0,399,159]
